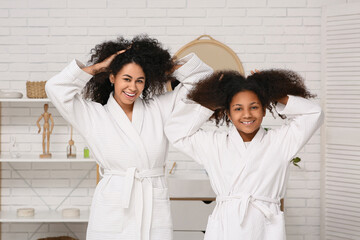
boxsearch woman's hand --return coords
[250,69,260,75]
[82,49,127,75]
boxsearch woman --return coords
[164,70,324,240]
[45,35,212,240]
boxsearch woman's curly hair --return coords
[83,35,175,105]
[188,69,316,126]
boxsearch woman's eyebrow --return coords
[122,74,133,78]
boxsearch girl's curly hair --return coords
[83,35,175,105]
[247,69,316,118]
[188,69,316,126]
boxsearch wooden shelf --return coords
[0,210,89,223]
[0,98,50,103]
[0,154,95,163]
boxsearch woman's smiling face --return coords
[228,90,266,142]
[110,62,145,109]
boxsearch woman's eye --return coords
[123,78,131,81]
[136,79,144,83]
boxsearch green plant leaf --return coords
[290,157,301,168]
[265,127,301,168]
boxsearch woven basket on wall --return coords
[26,81,47,98]
[37,236,78,240]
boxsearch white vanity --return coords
[168,172,216,240]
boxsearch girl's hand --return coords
[276,95,289,105]
[170,64,183,74]
[82,49,127,75]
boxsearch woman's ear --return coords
[109,74,115,84]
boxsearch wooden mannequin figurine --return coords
[67,126,76,158]
[36,104,54,158]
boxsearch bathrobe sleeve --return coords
[164,99,215,165]
[45,60,102,139]
[154,53,213,122]
[271,95,324,162]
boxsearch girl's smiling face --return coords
[228,90,266,142]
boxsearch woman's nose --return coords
[128,81,136,91]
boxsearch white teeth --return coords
[124,92,136,97]
[242,121,255,125]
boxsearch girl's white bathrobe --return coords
[165,96,324,240]
[45,53,212,240]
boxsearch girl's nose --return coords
[243,109,252,118]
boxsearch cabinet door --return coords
[174,230,205,240]
[322,2,360,239]
[171,200,215,231]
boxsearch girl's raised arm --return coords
[270,95,324,162]
[155,53,213,122]
[164,98,215,166]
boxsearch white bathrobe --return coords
[45,53,213,240]
[165,96,324,240]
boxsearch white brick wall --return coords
[1,0,360,239]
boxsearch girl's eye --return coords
[251,106,259,109]
[235,108,242,111]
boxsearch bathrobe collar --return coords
[228,126,266,190]
[106,93,149,167]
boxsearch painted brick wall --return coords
[1,0,360,239]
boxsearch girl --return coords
[45,35,212,240]
[164,70,323,240]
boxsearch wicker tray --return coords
[26,81,47,98]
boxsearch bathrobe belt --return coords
[103,167,164,240]
[216,193,280,225]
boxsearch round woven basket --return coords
[26,81,47,98]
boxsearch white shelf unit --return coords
[0,154,94,163]
[0,210,89,223]
[0,98,50,103]
[0,98,94,240]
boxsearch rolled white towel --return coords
[17,208,35,217]
[62,208,80,218]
